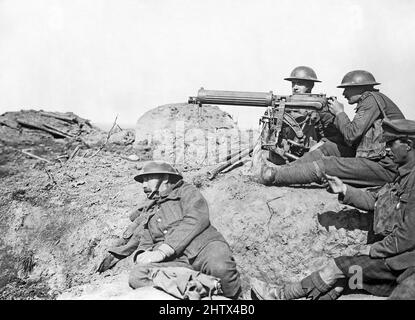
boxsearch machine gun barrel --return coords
[189,88,274,107]
[188,88,329,110]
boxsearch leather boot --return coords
[251,143,326,186]
[250,273,332,301]
[251,272,333,300]
[259,160,326,186]
[251,145,280,185]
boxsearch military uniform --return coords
[257,71,405,187]
[333,157,415,296]
[251,119,415,300]
[283,66,343,146]
[107,179,241,299]
[319,90,405,186]
[316,111,345,145]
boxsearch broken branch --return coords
[68,145,81,161]
[43,124,74,138]
[40,111,77,123]
[16,119,68,139]
[89,115,118,158]
[21,150,52,163]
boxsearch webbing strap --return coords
[366,91,388,120]
[274,100,286,142]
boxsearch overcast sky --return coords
[0,0,414,129]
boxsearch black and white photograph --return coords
[1,0,415,309]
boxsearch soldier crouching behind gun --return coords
[250,119,415,300]
[253,70,405,187]
[97,161,241,299]
[283,66,343,146]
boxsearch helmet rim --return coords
[133,161,183,183]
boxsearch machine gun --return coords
[189,88,335,166]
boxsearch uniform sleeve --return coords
[339,185,377,211]
[129,207,143,221]
[318,110,335,127]
[136,227,155,252]
[370,182,415,258]
[334,96,381,146]
[163,185,210,255]
[108,221,150,257]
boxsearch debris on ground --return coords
[0,110,141,167]
[0,105,396,300]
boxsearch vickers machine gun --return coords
[188,88,335,167]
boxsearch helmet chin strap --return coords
[147,178,164,199]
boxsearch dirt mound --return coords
[201,169,370,292]
[0,152,145,299]
[134,103,257,169]
[0,108,384,300]
[135,103,236,143]
[0,143,371,299]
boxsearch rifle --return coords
[189,88,335,166]
[207,146,254,180]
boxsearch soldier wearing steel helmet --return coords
[255,70,405,187]
[284,66,321,94]
[97,160,241,299]
[283,66,320,124]
[250,119,415,300]
[284,66,344,148]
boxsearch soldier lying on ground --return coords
[253,70,405,187]
[250,118,415,300]
[97,161,241,299]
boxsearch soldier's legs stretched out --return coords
[260,140,356,165]
[251,259,345,300]
[322,156,398,187]
[190,241,242,299]
[318,140,356,158]
[291,139,355,165]
[255,150,398,187]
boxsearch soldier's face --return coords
[342,87,365,104]
[386,139,411,164]
[142,174,162,195]
[291,80,313,94]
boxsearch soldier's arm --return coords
[163,185,210,256]
[132,227,159,262]
[129,207,142,221]
[135,227,155,252]
[370,182,415,258]
[98,213,148,272]
[338,185,377,211]
[129,200,156,221]
[107,204,154,257]
[318,110,335,127]
[334,96,381,146]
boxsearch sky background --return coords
[0,0,414,130]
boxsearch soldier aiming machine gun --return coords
[189,88,335,168]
